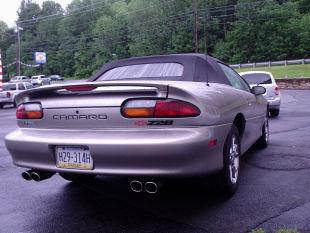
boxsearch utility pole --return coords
[16,22,21,76]
[204,6,208,54]
[0,49,3,90]
[193,0,199,53]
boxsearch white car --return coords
[0,82,34,108]
[31,75,50,86]
[239,71,281,117]
[10,76,31,83]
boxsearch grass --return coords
[235,64,310,79]
[252,228,299,233]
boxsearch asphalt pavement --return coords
[0,90,310,233]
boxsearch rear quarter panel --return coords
[168,82,267,153]
[168,82,248,126]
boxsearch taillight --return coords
[16,103,43,119]
[6,92,11,98]
[275,86,280,95]
[65,85,96,92]
[122,99,200,118]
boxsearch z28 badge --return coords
[134,120,174,126]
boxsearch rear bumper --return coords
[267,97,281,109]
[0,98,13,104]
[5,125,231,177]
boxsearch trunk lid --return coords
[17,81,169,129]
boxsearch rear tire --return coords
[256,116,269,148]
[216,125,241,196]
[59,173,96,183]
[269,109,279,117]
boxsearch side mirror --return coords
[251,86,266,96]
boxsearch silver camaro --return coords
[5,54,269,196]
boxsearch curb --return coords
[276,78,310,90]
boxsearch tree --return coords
[213,0,304,63]
[0,0,308,78]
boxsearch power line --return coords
[18,4,307,51]
[5,0,307,71]
[18,0,269,26]
[19,12,303,56]
[17,2,307,37]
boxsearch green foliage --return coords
[251,229,299,233]
[251,228,265,233]
[0,0,309,78]
[127,0,173,56]
[213,0,308,63]
[276,229,298,233]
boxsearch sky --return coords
[0,0,72,28]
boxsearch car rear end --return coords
[0,83,16,106]
[10,76,20,82]
[5,81,229,178]
[31,76,42,86]
[239,71,281,116]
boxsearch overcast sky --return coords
[0,0,72,28]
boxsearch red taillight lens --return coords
[275,86,280,95]
[122,99,200,118]
[65,85,96,92]
[154,100,200,117]
[6,92,11,98]
[16,103,43,119]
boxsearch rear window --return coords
[25,83,33,89]
[97,63,184,81]
[11,77,18,81]
[3,83,17,91]
[31,77,38,79]
[241,73,272,85]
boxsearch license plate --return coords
[55,146,93,170]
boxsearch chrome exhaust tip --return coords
[30,172,41,182]
[21,170,32,181]
[130,180,143,193]
[30,171,55,182]
[145,181,158,194]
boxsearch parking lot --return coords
[0,90,310,233]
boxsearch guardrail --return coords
[230,58,310,69]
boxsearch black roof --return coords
[88,53,230,85]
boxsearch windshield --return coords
[3,83,17,91]
[31,77,38,79]
[97,63,184,81]
[11,77,18,81]
[241,73,272,85]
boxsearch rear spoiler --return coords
[16,81,169,105]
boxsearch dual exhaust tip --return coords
[22,171,159,194]
[22,170,54,182]
[130,180,159,194]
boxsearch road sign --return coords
[34,52,47,64]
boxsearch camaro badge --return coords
[52,114,107,120]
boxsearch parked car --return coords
[10,76,31,83]
[31,75,50,86]
[5,54,268,196]
[0,82,34,108]
[239,71,281,117]
[48,75,64,82]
